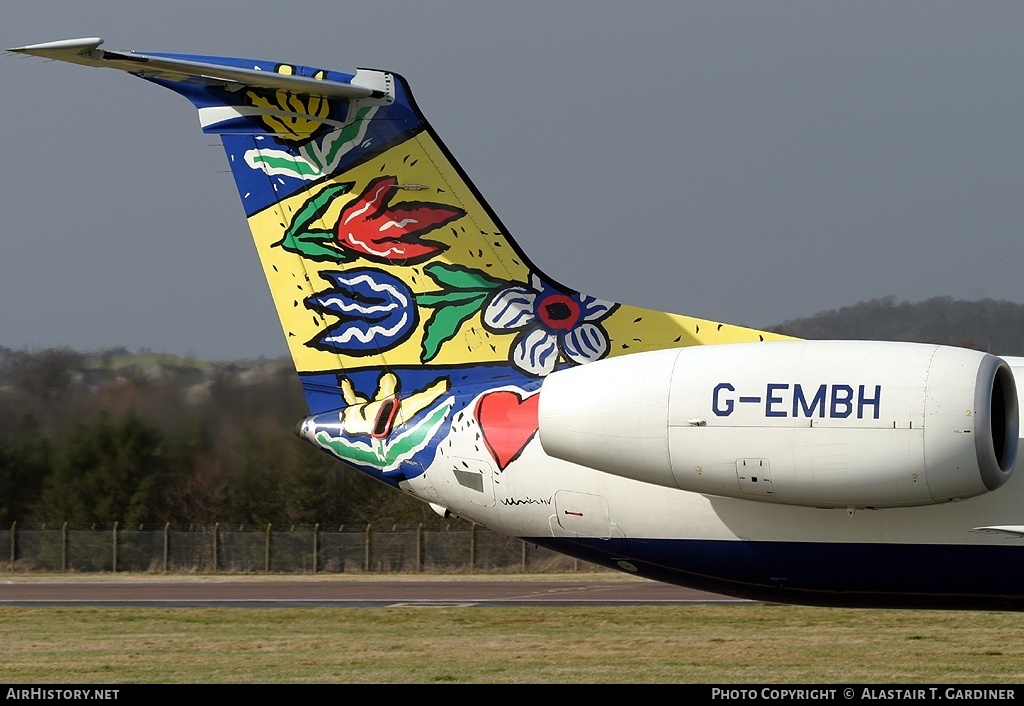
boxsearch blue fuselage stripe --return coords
[526,537,1024,610]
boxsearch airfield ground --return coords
[1,572,1022,683]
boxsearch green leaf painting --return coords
[275,182,353,262]
[243,106,378,181]
[416,263,506,362]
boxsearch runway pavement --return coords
[0,579,749,607]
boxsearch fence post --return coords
[111,521,118,573]
[265,523,272,573]
[61,522,68,572]
[416,524,423,573]
[9,521,15,570]
[312,523,319,575]
[364,524,372,572]
[163,522,170,573]
[521,539,527,572]
[213,522,219,573]
[470,523,476,574]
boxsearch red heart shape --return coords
[475,390,540,471]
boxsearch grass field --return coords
[2,596,1023,683]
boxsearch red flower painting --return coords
[335,176,464,264]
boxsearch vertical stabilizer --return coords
[11,39,790,486]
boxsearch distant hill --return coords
[769,296,1024,355]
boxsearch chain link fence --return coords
[6,522,590,574]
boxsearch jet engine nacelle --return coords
[538,341,1019,508]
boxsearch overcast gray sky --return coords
[4,1,1024,360]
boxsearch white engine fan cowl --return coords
[538,340,1018,508]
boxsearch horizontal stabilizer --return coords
[9,37,386,101]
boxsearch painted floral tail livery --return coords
[11,38,784,488]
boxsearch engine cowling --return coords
[538,340,1018,508]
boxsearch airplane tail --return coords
[12,39,788,484]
